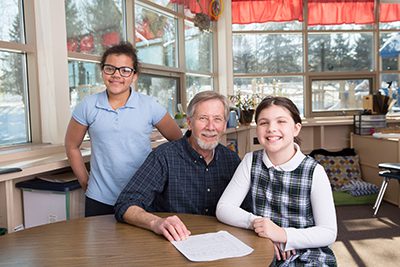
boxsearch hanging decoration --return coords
[193,12,211,31]
[209,0,224,20]
[171,0,224,31]
[193,0,211,31]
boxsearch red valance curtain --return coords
[170,0,213,17]
[171,0,400,25]
[307,0,374,26]
[230,0,400,25]
[380,2,400,23]
[231,0,303,24]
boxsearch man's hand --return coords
[150,215,191,241]
[253,218,287,243]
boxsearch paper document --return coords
[171,230,253,262]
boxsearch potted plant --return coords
[174,103,187,128]
[229,92,261,125]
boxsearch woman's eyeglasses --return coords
[102,64,135,77]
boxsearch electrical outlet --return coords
[48,214,57,223]
[14,224,24,232]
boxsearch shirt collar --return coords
[262,143,305,171]
[95,88,136,110]
[124,89,137,108]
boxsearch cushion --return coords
[313,154,362,191]
[340,180,379,196]
[333,191,377,206]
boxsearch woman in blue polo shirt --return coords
[65,42,182,217]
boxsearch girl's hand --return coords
[253,217,287,243]
[273,242,296,261]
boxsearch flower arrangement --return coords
[229,92,261,111]
[229,92,262,125]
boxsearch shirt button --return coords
[194,160,197,163]
[205,168,209,171]
[205,208,209,213]
[207,188,211,192]
[200,156,203,159]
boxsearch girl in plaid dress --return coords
[216,96,337,266]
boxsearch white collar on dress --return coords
[262,143,306,171]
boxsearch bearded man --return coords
[114,91,242,241]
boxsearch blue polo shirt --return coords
[72,89,166,205]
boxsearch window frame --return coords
[307,75,375,117]
[135,0,217,111]
[66,0,218,115]
[0,0,40,146]
[231,1,400,119]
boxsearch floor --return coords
[333,201,400,267]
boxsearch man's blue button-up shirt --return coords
[114,131,241,221]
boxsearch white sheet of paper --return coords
[171,230,254,262]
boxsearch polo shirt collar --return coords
[124,89,137,108]
[262,143,305,171]
[95,88,137,110]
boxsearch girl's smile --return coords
[256,105,301,165]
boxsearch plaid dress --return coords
[250,150,337,267]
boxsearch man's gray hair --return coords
[186,91,230,120]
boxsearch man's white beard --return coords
[195,134,219,150]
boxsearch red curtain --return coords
[231,0,400,26]
[308,0,374,26]
[231,0,303,24]
[170,0,212,17]
[380,2,400,23]
[171,0,400,25]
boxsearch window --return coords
[379,21,400,114]
[233,76,304,115]
[133,0,216,109]
[186,74,213,103]
[66,0,124,56]
[65,0,217,115]
[137,73,179,115]
[65,0,124,110]
[310,77,373,115]
[0,0,30,146]
[184,19,214,103]
[68,61,104,111]
[185,21,213,73]
[308,32,374,73]
[135,2,178,68]
[233,33,303,74]
[231,1,400,117]
[232,24,305,116]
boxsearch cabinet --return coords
[222,125,253,159]
[0,145,90,233]
[351,134,400,207]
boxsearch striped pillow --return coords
[340,180,379,196]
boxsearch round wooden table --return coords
[0,213,274,266]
